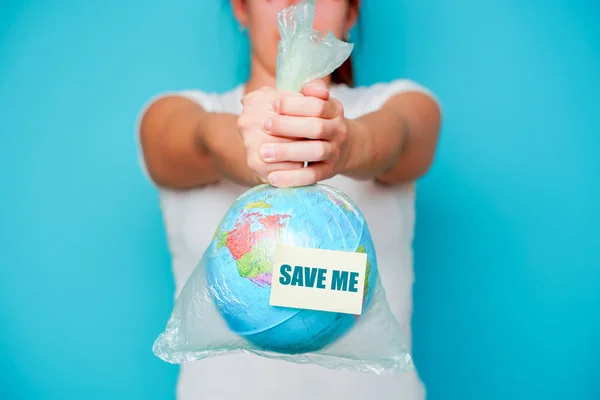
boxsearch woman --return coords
[138,0,441,399]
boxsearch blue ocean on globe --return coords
[205,183,379,354]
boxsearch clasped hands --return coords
[238,80,353,188]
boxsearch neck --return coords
[244,54,276,94]
[244,54,333,95]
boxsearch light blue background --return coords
[1,0,598,399]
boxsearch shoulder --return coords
[143,84,244,114]
[333,79,439,116]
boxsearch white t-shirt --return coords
[138,80,437,400]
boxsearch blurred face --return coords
[231,0,359,77]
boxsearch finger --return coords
[301,80,330,100]
[241,86,274,105]
[260,140,333,163]
[241,126,298,145]
[267,161,305,171]
[241,87,299,107]
[248,160,304,182]
[265,115,333,140]
[268,162,334,188]
[263,162,305,183]
[276,95,337,119]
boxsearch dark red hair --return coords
[331,0,360,87]
[332,55,355,87]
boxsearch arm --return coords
[138,95,257,189]
[344,91,442,185]
[254,82,441,188]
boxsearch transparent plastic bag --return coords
[275,0,353,92]
[152,0,413,374]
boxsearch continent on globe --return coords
[216,206,291,287]
[244,200,272,209]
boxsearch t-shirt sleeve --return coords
[134,90,218,186]
[364,79,441,114]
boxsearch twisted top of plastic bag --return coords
[276,0,354,92]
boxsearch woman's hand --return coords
[238,87,305,184]
[260,80,354,187]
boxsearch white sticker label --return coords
[269,245,368,315]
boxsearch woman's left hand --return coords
[260,80,353,187]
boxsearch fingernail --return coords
[261,145,275,160]
[273,99,280,112]
[264,118,272,132]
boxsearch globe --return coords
[205,183,378,354]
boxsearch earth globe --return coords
[205,183,378,354]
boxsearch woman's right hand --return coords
[238,87,304,184]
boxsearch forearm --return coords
[200,112,259,187]
[343,91,441,184]
[342,109,405,181]
[139,96,256,189]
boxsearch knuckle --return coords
[268,115,279,133]
[338,122,348,141]
[238,125,253,139]
[313,167,324,183]
[335,99,344,116]
[316,100,327,117]
[260,86,274,96]
[243,138,254,150]
[313,120,325,138]
[278,96,289,113]
[314,142,327,160]
[237,116,247,131]
[271,145,283,160]
[305,168,317,184]
[244,87,273,105]
[247,156,261,172]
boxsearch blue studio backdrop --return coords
[1,0,598,399]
